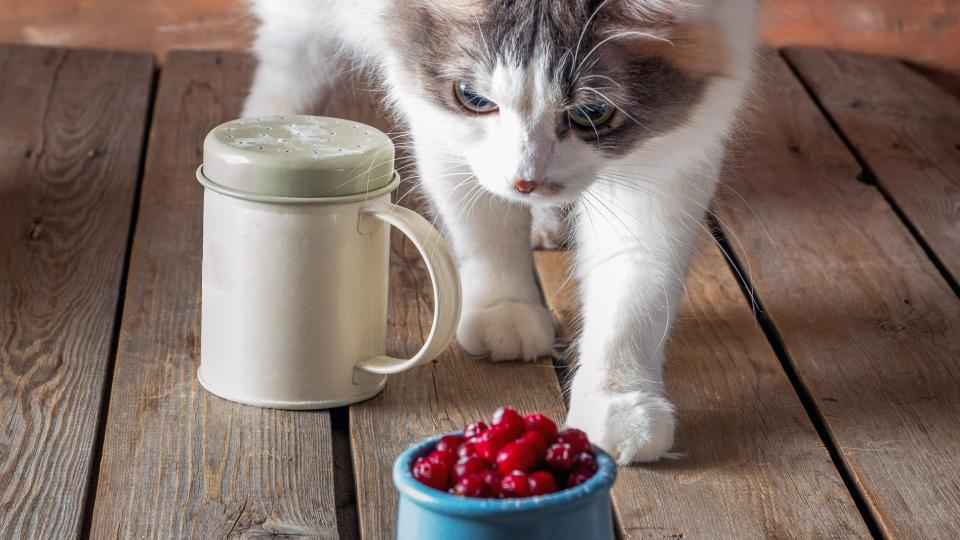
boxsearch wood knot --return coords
[28,217,44,240]
[879,323,907,333]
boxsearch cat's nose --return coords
[513,178,539,194]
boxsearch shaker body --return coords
[198,190,390,408]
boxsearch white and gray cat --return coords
[243,0,758,464]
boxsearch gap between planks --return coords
[781,47,960,299]
[713,52,960,538]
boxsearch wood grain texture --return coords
[783,47,960,289]
[715,54,960,538]
[534,248,868,538]
[0,44,153,538]
[89,51,339,538]
[349,232,567,540]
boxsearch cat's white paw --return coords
[566,390,675,464]
[457,301,555,361]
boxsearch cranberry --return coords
[464,421,488,439]
[556,428,591,454]
[496,440,537,474]
[523,413,558,441]
[500,471,531,498]
[574,451,598,474]
[412,457,448,491]
[520,430,548,458]
[474,426,513,462]
[544,442,576,471]
[566,466,594,488]
[436,434,464,453]
[426,450,457,470]
[478,469,503,495]
[528,470,558,495]
[452,474,493,498]
[452,456,489,483]
[457,441,479,459]
[491,406,525,439]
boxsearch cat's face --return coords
[387,0,734,206]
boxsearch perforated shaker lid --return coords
[200,115,396,200]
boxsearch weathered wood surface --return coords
[534,247,869,539]
[784,47,960,290]
[349,228,568,539]
[89,51,340,538]
[0,44,153,538]
[715,54,960,538]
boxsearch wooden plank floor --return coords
[1,44,958,539]
[0,44,153,538]
[713,54,960,538]
[783,47,960,291]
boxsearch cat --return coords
[243,0,758,464]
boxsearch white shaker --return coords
[196,115,461,409]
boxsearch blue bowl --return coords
[393,433,617,540]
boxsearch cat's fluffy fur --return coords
[244,0,758,464]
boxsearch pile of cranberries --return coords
[411,408,598,498]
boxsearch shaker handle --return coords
[355,205,462,375]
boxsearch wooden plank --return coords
[0,44,153,538]
[90,51,339,538]
[349,232,568,539]
[784,47,960,289]
[715,54,960,538]
[534,247,868,538]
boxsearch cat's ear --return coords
[613,0,732,26]
[605,0,739,77]
[407,0,487,20]
[611,0,691,25]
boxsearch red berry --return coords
[499,471,531,498]
[556,428,591,454]
[452,474,493,498]
[520,430,548,458]
[566,466,594,488]
[496,441,537,474]
[457,441,479,459]
[477,469,503,494]
[464,421,488,439]
[474,426,513,462]
[427,450,457,470]
[436,434,464,453]
[452,456,489,483]
[491,407,525,439]
[544,442,576,471]
[523,413,558,441]
[528,470,558,495]
[574,451,598,474]
[413,457,449,491]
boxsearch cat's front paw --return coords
[566,390,675,464]
[457,301,555,361]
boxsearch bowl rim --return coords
[393,431,617,517]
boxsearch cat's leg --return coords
[530,205,568,250]
[416,148,556,361]
[566,167,714,464]
[242,22,346,117]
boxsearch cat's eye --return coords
[567,101,615,128]
[454,81,499,114]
